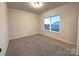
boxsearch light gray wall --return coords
[0,2,9,56]
[8,8,40,40]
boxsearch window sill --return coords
[49,31,61,33]
[43,29,61,34]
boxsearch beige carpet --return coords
[6,34,76,56]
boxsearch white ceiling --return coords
[7,2,69,14]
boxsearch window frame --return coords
[43,15,61,33]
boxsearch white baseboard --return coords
[40,33,76,46]
[9,32,39,40]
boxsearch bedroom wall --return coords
[0,2,9,56]
[8,8,40,40]
[40,3,78,45]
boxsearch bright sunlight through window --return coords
[44,16,60,32]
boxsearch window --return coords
[44,16,60,32]
[44,17,50,30]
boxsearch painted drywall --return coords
[0,2,9,56]
[8,8,40,40]
[40,3,78,45]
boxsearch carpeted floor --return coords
[6,34,76,56]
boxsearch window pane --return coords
[51,16,60,32]
[44,17,50,30]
